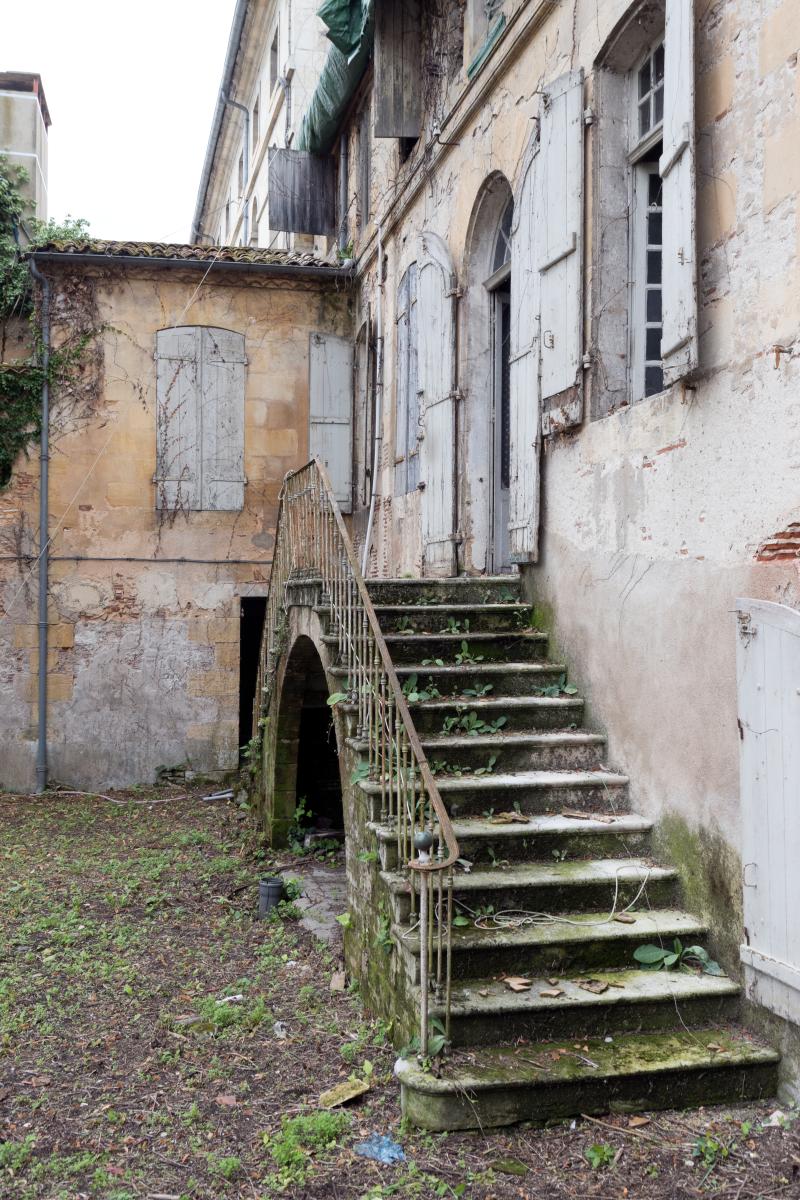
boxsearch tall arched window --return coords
[251,197,259,246]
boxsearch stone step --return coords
[382,858,677,924]
[349,730,607,775]
[366,576,522,605]
[432,968,741,1046]
[358,769,629,820]
[331,660,569,698]
[372,812,652,870]
[380,631,550,665]
[424,730,607,773]
[391,695,586,735]
[395,908,706,983]
[372,603,532,634]
[396,1028,779,1131]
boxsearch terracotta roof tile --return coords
[34,238,341,271]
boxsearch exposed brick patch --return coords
[756,522,800,562]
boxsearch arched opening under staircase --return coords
[272,635,343,848]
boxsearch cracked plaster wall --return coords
[337,0,800,914]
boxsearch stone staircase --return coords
[344,575,778,1130]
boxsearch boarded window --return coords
[268,148,337,235]
[155,327,247,512]
[309,332,354,512]
[394,263,419,496]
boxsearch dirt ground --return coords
[1,788,798,1200]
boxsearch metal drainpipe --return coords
[338,133,349,253]
[221,89,251,245]
[28,258,50,794]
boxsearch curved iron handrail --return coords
[258,457,459,1051]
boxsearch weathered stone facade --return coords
[0,248,351,791]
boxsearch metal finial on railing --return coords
[256,457,459,1057]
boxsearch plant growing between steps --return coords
[633,939,724,975]
[401,674,441,704]
[461,682,493,698]
[442,711,508,736]
[535,673,579,697]
[454,641,484,666]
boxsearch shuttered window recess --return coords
[268,148,338,235]
[155,327,247,513]
[374,0,421,140]
[309,332,354,513]
[418,231,458,577]
[660,0,697,384]
[508,130,542,563]
[394,263,419,497]
[538,69,585,435]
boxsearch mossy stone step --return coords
[382,858,676,924]
[366,576,521,605]
[331,660,568,697]
[396,1028,779,1130]
[357,769,630,820]
[395,908,706,982]
[394,695,585,734]
[371,811,652,869]
[424,730,607,772]
[379,631,549,664]
[431,968,740,1045]
[373,603,531,634]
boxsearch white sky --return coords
[4,0,238,242]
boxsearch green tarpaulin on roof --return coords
[296,0,374,155]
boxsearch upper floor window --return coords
[269,25,280,94]
[252,96,260,154]
[155,327,247,512]
[591,0,697,418]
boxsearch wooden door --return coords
[736,598,800,1023]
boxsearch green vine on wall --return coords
[0,155,92,487]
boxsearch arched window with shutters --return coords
[154,326,247,512]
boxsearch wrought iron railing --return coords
[256,458,459,1054]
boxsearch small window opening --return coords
[398,136,416,165]
[237,151,244,197]
[252,96,260,153]
[270,26,280,93]
[239,598,267,751]
[251,196,259,246]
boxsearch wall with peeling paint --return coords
[333,0,800,977]
[0,263,350,792]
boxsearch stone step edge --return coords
[393,908,706,954]
[330,662,567,676]
[371,603,530,614]
[380,859,675,895]
[368,813,652,843]
[348,731,607,753]
[395,1028,779,1096]
[430,967,740,1018]
[357,769,629,796]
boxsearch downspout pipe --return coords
[28,258,50,794]
[221,89,251,246]
[361,218,384,575]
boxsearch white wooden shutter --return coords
[417,231,457,577]
[155,327,201,510]
[660,0,697,384]
[538,69,584,434]
[736,599,800,1021]
[201,328,247,511]
[394,265,418,496]
[508,134,541,563]
[309,332,354,512]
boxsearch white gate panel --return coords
[736,598,800,1024]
